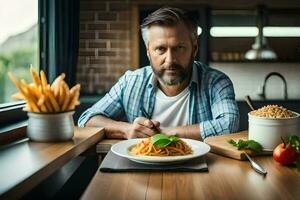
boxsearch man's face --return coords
[146,22,198,86]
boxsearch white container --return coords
[27,111,75,142]
[248,112,300,151]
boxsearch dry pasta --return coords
[249,105,296,118]
[130,138,193,156]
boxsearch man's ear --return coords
[146,46,150,58]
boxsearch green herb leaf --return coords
[237,139,248,150]
[169,135,179,142]
[151,134,169,145]
[151,134,179,148]
[247,140,263,153]
[152,139,172,147]
[228,139,263,153]
[288,135,300,153]
[228,139,237,146]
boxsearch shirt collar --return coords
[191,62,198,85]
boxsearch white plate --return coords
[111,138,211,165]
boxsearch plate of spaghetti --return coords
[111,136,210,165]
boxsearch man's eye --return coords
[155,47,166,54]
[177,45,185,50]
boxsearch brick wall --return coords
[77,0,132,94]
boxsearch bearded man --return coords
[78,7,239,140]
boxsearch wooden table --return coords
[0,127,104,200]
[82,139,300,200]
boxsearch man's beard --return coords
[149,55,194,86]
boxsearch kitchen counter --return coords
[0,127,104,200]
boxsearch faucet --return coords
[259,72,288,100]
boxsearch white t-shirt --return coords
[152,87,190,128]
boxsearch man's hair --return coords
[140,7,198,47]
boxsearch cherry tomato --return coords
[273,143,298,165]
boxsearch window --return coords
[209,9,300,62]
[210,26,300,37]
[0,0,39,106]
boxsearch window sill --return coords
[0,120,27,146]
[0,101,27,128]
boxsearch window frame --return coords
[0,101,26,127]
[0,0,42,133]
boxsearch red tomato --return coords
[273,143,298,165]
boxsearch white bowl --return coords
[248,111,300,151]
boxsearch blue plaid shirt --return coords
[78,61,239,139]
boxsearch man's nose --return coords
[165,49,176,64]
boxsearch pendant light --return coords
[245,5,277,60]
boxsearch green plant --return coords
[228,139,263,153]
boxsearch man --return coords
[78,7,239,140]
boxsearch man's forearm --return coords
[85,115,129,139]
[164,124,202,140]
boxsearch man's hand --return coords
[125,117,160,139]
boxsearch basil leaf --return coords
[288,135,300,144]
[169,135,179,142]
[151,134,171,147]
[228,139,237,146]
[237,139,248,150]
[288,135,300,153]
[151,134,169,144]
[153,139,172,148]
[228,139,262,153]
[247,140,263,153]
[151,134,179,148]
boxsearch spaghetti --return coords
[130,138,193,156]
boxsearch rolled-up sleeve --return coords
[199,74,239,139]
[77,75,126,127]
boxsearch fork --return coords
[140,107,161,133]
